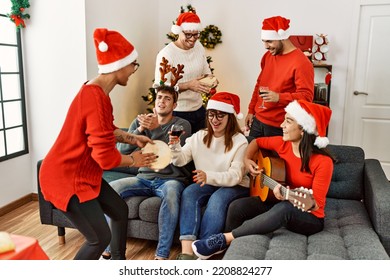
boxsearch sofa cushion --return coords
[223,198,389,260]
[327,145,364,200]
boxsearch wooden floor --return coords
[0,201,181,260]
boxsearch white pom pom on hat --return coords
[93,28,138,74]
[206,92,243,119]
[98,41,108,52]
[285,100,332,148]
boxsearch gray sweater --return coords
[117,116,192,183]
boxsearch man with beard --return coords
[245,16,314,140]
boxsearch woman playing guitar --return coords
[191,99,336,259]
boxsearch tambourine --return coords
[142,140,172,171]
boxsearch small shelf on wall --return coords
[313,64,332,136]
[313,64,332,108]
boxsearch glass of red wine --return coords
[259,86,269,109]
[170,124,184,151]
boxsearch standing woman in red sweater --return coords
[192,100,335,259]
[39,29,155,260]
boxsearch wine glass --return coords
[169,124,184,151]
[259,86,269,109]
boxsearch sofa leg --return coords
[58,227,66,245]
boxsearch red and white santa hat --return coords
[206,92,243,120]
[93,28,138,74]
[285,100,332,148]
[261,16,291,41]
[171,12,202,35]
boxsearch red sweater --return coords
[256,137,333,218]
[39,84,122,212]
[248,49,314,127]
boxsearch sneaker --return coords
[99,253,111,260]
[192,233,227,260]
[176,253,198,260]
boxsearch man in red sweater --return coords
[39,29,155,260]
[245,16,314,140]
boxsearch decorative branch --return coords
[8,0,30,29]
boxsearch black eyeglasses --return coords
[131,62,140,72]
[207,110,227,121]
[182,32,200,40]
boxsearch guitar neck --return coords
[262,174,288,196]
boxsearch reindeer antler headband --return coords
[154,57,184,92]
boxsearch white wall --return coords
[0,0,358,207]
[0,0,87,207]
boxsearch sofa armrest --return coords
[363,158,390,256]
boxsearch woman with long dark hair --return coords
[192,100,335,259]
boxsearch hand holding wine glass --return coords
[169,124,184,151]
[259,86,269,109]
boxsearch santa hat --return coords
[93,28,138,74]
[206,92,243,120]
[261,16,290,40]
[285,100,332,148]
[171,12,202,35]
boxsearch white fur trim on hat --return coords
[171,23,202,34]
[98,49,138,74]
[171,25,182,35]
[284,100,316,134]
[261,29,290,40]
[207,99,235,114]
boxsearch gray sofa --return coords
[38,144,390,260]
[101,167,172,241]
[223,145,390,260]
[37,163,182,244]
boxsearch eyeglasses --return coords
[207,110,227,121]
[182,32,200,40]
[131,62,140,72]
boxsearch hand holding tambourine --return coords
[142,140,172,172]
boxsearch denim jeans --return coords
[109,176,185,259]
[179,183,248,241]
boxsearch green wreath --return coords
[199,25,222,49]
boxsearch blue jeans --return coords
[179,183,248,241]
[109,176,185,259]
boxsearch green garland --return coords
[8,0,30,28]
[199,25,222,49]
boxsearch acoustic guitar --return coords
[250,149,316,212]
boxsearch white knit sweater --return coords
[155,41,211,112]
[171,130,250,188]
